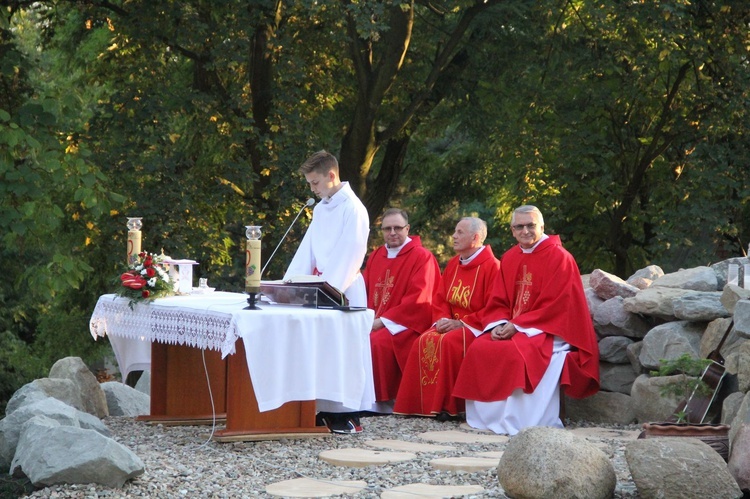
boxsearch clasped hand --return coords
[435,318,462,333]
[490,322,517,341]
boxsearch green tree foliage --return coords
[408,0,750,274]
[1,0,748,412]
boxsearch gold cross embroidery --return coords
[513,264,532,318]
[374,269,395,310]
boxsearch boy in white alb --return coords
[283,150,370,433]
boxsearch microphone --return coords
[261,198,315,276]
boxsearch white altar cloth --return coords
[89,292,376,412]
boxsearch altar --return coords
[89,292,376,440]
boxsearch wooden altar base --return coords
[137,341,228,426]
[213,339,331,442]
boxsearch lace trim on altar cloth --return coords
[89,296,238,355]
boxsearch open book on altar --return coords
[260,276,349,308]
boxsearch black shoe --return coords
[435,411,459,422]
[329,417,363,434]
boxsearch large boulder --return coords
[626,437,742,499]
[651,266,719,291]
[589,269,639,300]
[4,379,82,415]
[672,292,729,321]
[630,374,682,424]
[101,382,150,417]
[49,357,109,419]
[728,423,750,495]
[0,397,110,471]
[497,426,616,499]
[565,391,636,425]
[598,336,634,364]
[10,416,144,488]
[593,297,651,339]
[623,287,698,321]
[638,321,704,371]
[628,265,664,283]
[599,362,638,395]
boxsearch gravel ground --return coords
[12,415,641,498]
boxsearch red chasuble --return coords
[453,235,599,402]
[394,245,501,416]
[364,236,440,402]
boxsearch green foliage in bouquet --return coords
[115,251,173,308]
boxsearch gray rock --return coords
[728,422,750,493]
[736,342,750,393]
[599,336,634,364]
[498,426,616,499]
[730,392,750,448]
[49,357,109,419]
[630,374,682,424]
[590,269,639,300]
[585,287,605,317]
[628,265,664,283]
[722,392,746,426]
[638,321,705,371]
[10,417,144,488]
[101,382,150,417]
[565,391,636,425]
[0,397,110,472]
[628,276,653,290]
[672,292,729,321]
[699,317,742,359]
[652,266,719,291]
[720,284,750,315]
[623,287,697,321]
[626,341,646,375]
[626,437,742,499]
[735,300,750,339]
[600,362,638,395]
[4,381,63,415]
[593,297,651,339]
[134,370,151,395]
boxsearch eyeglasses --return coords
[381,225,407,233]
[511,223,538,231]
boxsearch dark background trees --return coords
[2,0,748,411]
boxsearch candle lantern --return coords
[126,217,143,265]
[245,225,262,309]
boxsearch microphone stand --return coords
[261,198,315,276]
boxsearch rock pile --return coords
[569,257,750,493]
[0,357,149,488]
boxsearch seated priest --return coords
[364,208,440,414]
[452,205,599,435]
[394,217,500,420]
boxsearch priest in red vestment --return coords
[394,217,500,419]
[453,205,599,435]
[364,208,440,413]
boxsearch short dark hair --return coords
[299,150,339,175]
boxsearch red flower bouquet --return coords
[116,251,173,307]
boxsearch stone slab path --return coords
[264,426,638,497]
